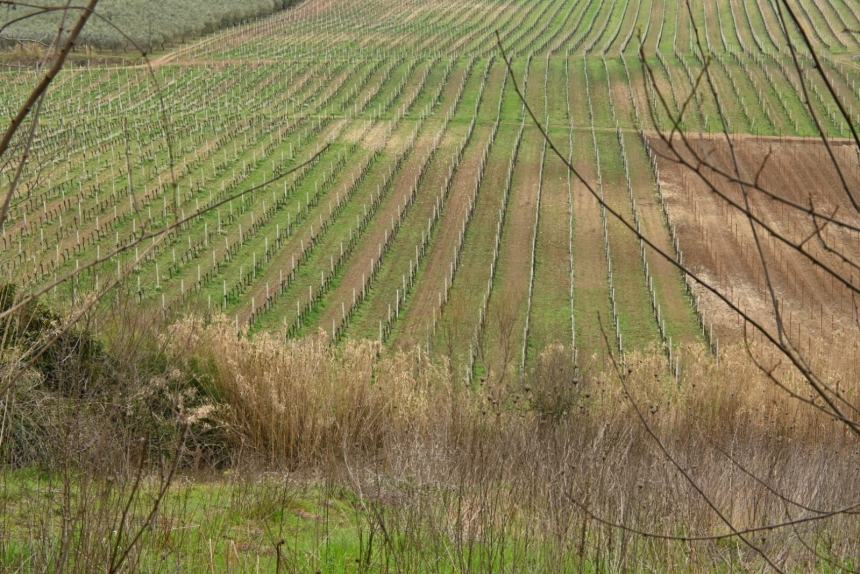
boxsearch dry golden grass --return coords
[167,316,457,467]
[1,310,857,571]
[159,316,860,571]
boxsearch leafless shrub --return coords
[525,343,582,424]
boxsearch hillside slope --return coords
[0,0,301,50]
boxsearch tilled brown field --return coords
[651,134,860,379]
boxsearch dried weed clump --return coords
[2,312,858,571]
[167,317,859,554]
[166,316,459,467]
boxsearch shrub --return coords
[0,286,225,470]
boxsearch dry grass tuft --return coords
[167,316,458,467]
[3,313,857,571]
[166,317,859,569]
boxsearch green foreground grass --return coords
[0,470,607,573]
[2,469,854,574]
[1,470,368,572]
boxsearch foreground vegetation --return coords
[1,307,857,572]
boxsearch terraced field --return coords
[2,0,859,382]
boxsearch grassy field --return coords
[3,1,858,387]
[1,1,859,570]
[0,0,301,50]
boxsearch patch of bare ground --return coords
[650,134,860,380]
